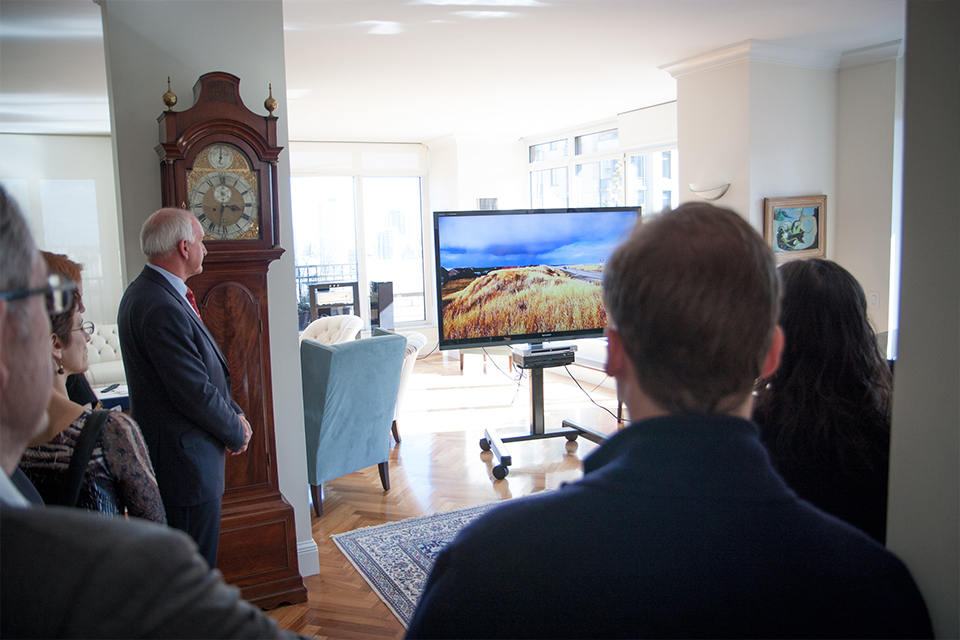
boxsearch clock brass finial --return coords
[264,83,278,116]
[162,76,178,111]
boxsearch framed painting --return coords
[763,195,827,263]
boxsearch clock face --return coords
[189,171,259,240]
[187,143,261,241]
[207,144,234,170]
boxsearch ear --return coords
[51,332,64,360]
[178,237,191,260]
[760,325,785,379]
[604,326,626,378]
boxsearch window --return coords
[360,177,424,323]
[575,159,623,207]
[575,129,619,155]
[528,125,677,214]
[626,148,679,214]
[39,180,110,321]
[291,176,358,286]
[530,167,568,208]
[529,139,568,162]
[290,143,429,329]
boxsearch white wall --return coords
[676,60,753,220]
[0,133,122,328]
[618,101,677,150]
[747,62,837,235]
[836,59,900,334]
[886,2,960,636]
[100,0,317,576]
[672,47,838,237]
[426,135,525,211]
[426,140,459,213]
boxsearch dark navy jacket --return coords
[118,266,244,507]
[407,415,933,639]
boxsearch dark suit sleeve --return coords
[139,298,244,451]
[1,505,299,639]
[84,521,293,638]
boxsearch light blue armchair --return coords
[301,331,407,516]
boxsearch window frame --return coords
[288,141,432,329]
[526,122,678,215]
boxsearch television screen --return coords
[434,207,640,350]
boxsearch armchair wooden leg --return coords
[391,419,401,444]
[378,462,390,491]
[310,483,323,517]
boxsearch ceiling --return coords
[0,0,905,143]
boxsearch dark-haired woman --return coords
[753,258,892,543]
[18,252,165,523]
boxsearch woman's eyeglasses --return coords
[74,321,95,336]
[0,273,76,314]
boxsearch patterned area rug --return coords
[331,501,505,627]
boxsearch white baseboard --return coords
[297,538,320,577]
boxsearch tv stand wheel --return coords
[479,438,491,451]
[492,465,509,480]
[565,432,579,442]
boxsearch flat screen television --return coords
[434,206,640,350]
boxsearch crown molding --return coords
[659,39,841,79]
[839,40,903,69]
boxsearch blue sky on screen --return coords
[438,210,637,269]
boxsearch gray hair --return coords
[141,208,197,258]
[0,186,38,297]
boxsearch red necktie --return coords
[186,288,203,322]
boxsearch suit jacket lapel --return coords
[140,268,230,371]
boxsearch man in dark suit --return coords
[406,203,933,639]
[119,207,252,569]
[0,188,296,638]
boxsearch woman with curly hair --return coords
[18,251,166,523]
[754,258,892,543]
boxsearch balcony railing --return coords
[295,263,357,302]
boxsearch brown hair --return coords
[40,251,83,347]
[603,202,781,414]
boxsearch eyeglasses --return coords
[0,273,76,314]
[74,321,95,336]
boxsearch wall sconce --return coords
[689,183,730,200]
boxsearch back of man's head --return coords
[141,208,195,259]
[603,202,780,415]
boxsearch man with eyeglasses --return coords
[0,224,72,507]
[0,265,75,506]
[0,187,300,638]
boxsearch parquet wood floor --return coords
[267,350,623,639]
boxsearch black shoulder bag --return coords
[60,409,112,508]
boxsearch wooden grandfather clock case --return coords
[156,71,306,608]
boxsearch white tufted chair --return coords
[299,314,363,345]
[86,323,127,387]
[373,329,427,443]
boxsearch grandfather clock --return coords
[156,72,306,608]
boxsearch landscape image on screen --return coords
[436,209,637,344]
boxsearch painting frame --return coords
[763,195,827,263]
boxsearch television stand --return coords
[479,354,607,479]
